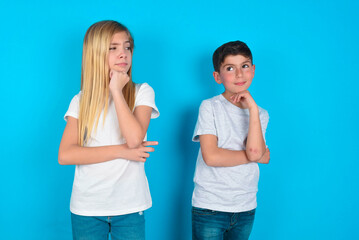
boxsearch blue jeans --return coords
[192,207,256,240]
[71,212,145,240]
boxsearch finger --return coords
[231,94,237,102]
[235,95,242,103]
[141,152,150,158]
[143,141,158,146]
[118,71,129,78]
[144,147,155,152]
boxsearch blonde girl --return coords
[58,20,159,240]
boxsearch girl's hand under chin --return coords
[109,70,130,93]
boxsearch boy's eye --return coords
[125,46,132,51]
[226,66,234,71]
[242,64,249,68]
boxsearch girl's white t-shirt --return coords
[64,83,159,216]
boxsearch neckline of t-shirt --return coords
[217,94,250,114]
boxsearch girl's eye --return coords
[226,66,234,71]
[109,47,116,50]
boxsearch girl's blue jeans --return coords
[192,207,256,240]
[71,211,145,240]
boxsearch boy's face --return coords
[213,55,255,95]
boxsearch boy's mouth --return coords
[234,82,246,86]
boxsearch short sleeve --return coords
[64,93,80,121]
[134,83,159,119]
[192,100,217,142]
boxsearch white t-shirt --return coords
[192,94,269,213]
[64,83,159,216]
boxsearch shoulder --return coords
[199,95,221,108]
[134,82,156,100]
[135,83,156,99]
[64,91,82,121]
[135,82,154,93]
[134,83,159,118]
[69,91,82,105]
[258,106,269,120]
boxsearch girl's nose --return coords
[117,50,126,58]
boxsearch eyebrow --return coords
[110,41,131,45]
[222,60,251,67]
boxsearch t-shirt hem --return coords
[192,130,217,142]
[135,101,160,118]
[64,112,78,121]
[70,202,152,216]
[192,202,257,213]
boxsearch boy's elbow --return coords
[246,148,264,162]
[202,152,218,167]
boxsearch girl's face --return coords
[108,31,132,73]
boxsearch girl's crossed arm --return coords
[110,71,152,149]
[58,116,157,165]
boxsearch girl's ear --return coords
[213,71,222,84]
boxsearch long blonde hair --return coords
[78,20,136,146]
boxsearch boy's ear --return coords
[252,64,255,75]
[213,71,222,84]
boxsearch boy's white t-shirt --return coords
[64,83,159,216]
[192,94,269,213]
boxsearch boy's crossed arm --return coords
[199,134,270,167]
[230,90,267,162]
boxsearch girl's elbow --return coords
[58,151,71,165]
[126,138,142,149]
[125,130,146,149]
[58,153,67,165]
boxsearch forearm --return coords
[58,144,127,165]
[202,147,251,167]
[246,107,266,161]
[112,92,145,148]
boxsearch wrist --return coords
[111,89,124,99]
[115,144,127,159]
[249,105,259,114]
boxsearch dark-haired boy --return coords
[191,41,270,240]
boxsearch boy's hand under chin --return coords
[230,90,258,111]
[109,70,130,93]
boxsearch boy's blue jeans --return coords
[192,207,255,240]
[71,211,145,240]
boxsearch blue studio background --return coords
[1,0,358,239]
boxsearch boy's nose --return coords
[236,69,243,77]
